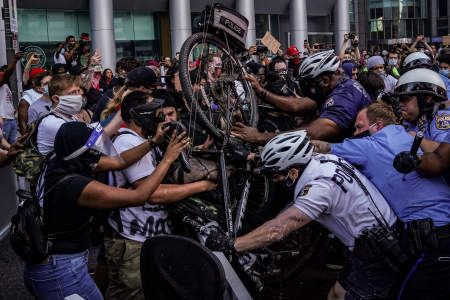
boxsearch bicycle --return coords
[172,3,327,295]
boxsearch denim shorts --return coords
[24,250,103,300]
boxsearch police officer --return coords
[392,68,449,177]
[313,99,450,299]
[207,131,399,300]
[232,50,372,143]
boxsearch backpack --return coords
[10,174,82,263]
[13,113,60,192]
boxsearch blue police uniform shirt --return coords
[320,77,373,137]
[331,125,450,226]
[439,73,450,100]
[405,110,450,142]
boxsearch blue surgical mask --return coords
[43,85,49,95]
[388,59,397,66]
[439,69,449,76]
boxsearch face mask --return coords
[60,48,65,54]
[388,59,398,66]
[378,70,386,76]
[439,69,449,76]
[43,85,49,95]
[351,123,376,139]
[55,94,83,115]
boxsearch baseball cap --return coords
[126,66,161,88]
[29,68,46,78]
[287,46,300,56]
[80,33,90,41]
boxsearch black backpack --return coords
[10,174,79,263]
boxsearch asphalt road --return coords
[0,233,338,300]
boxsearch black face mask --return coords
[350,130,371,139]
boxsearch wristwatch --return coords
[148,138,158,148]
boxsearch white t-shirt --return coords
[28,96,52,124]
[293,154,396,249]
[54,51,67,65]
[36,111,76,155]
[108,128,171,243]
[0,84,15,119]
[21,89,43,106]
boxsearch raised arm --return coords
[78,131,189,209]
[338,33,350,61]
[0,52,23,86]
[246,75,317,116]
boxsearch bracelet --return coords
[148,139,158,148]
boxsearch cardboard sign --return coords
[261,31,281,54]
[443,35,450,46]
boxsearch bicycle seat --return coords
[140,235,227,300]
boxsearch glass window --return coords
[392,20,399,37]
[384,20,392,39]
[77,12,91,37]
[438,0,448,17]
[384,7,392,19]
[392,6,399,19]
[255,14,268,39]
[114,11,133,41]
[370,8,376,19]
[47,10,78,42]
[420,0,427,18]
[270,15,280,41]
[18,9,48,42]
[133,14,155,40]
[408,6,415,18]
[406,19,413,37]
[376,7,383,18]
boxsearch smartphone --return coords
[304,40,307,43]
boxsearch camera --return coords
[256,45,268,54]
[348,33,356,40]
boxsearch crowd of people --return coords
[0,28,449,300]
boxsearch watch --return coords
[148,139,158,148]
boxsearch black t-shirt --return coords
[44,175,95,254]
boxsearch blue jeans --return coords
[2,118,17,144]
[24,251,103,300]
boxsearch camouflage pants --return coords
[104,233,144,300]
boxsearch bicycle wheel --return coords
[179,32,258,143]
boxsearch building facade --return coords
[9,0,450,70]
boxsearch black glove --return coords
[205,230,235,253]
[393,151,421,174]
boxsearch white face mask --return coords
[55,94,83,115]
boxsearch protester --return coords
[27,72,52,124]
[366,55,397,94]
[0,51,23,144]
[105,91,216,300]
[23,121,190,300]
[100,68,114,91]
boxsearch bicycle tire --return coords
[179,32,258,142]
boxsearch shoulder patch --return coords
[324,98,334,108]
[435,114,450,130]
[298,184,312,197]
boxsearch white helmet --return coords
[402,52,431,70]
[298,50,340,80]
[394,68,447,100]
[260,130,313,172]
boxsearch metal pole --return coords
[289,0,308,53]
[430,0,437,38]
[0,0,7,65]
[89,0,116,71]
[236,0,256,48]
[169,0,192,58]
[334,0,350,54]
